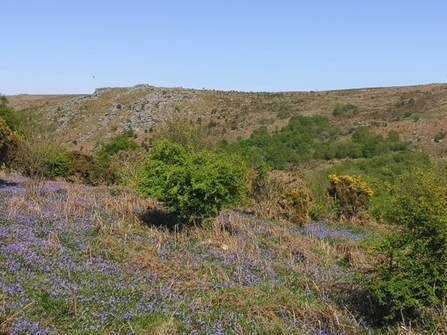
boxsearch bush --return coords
[136,139,250,224]
[0,95,18,131]
[251,170,312,225]
[333,103,358,117]
[366,169,447,328]
[13,134,64,180]
[433,131,446,143]
[328,174,373,219]
[66,151,117,186]
[97,130,139,163]
[0,117,23,167]
[152,115,213,152]
[46,152,71,178]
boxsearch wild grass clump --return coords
[151,115,214,152]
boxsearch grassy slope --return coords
[0,172,379,334]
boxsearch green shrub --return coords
[328,174,373,219]
[46,152,70,178]
[366,169,447,327]
[277,109,291,120]
[136,139,250,224]
[433,131,446,143]
[0,95,18,131]
[333,103,358,117]
[97,130,139,163]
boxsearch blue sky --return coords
[2,1,446,94]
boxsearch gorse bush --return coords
[66,151,117,185]
[136,139,250,225]
[367,169,447,327]
[251,170,312,225]
[0,117,23,166]
[278,188,311,225]
[328,174,373,219]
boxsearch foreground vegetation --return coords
[1,93,447,334]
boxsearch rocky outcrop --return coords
[42,85,200,145]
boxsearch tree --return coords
[136,139,250,224]
[367,169,447,327]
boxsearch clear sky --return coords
[2,0,446,95]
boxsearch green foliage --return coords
[328,174,373,219]
[97,130,139,163]
[277,109,291,120]
[221,115,338,169]
[332,103,358,117]
[316,127,408,161]
[136,139,250,224]
[221,115,409,170]
[46,152,71,178]
[433,131,446,143]
[367,169,447,326]
[0,94,18,131]
[305,151,430,219]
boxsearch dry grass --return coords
[3,170,446,333]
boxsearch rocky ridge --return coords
[42,85,199,150]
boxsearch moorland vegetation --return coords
[1,89,447,334]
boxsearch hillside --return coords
[7,83,447,155]
[3,84,447,333]
[0,171,379,334]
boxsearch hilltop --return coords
[7,83,447,155]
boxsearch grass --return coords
[0,171,386,334]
